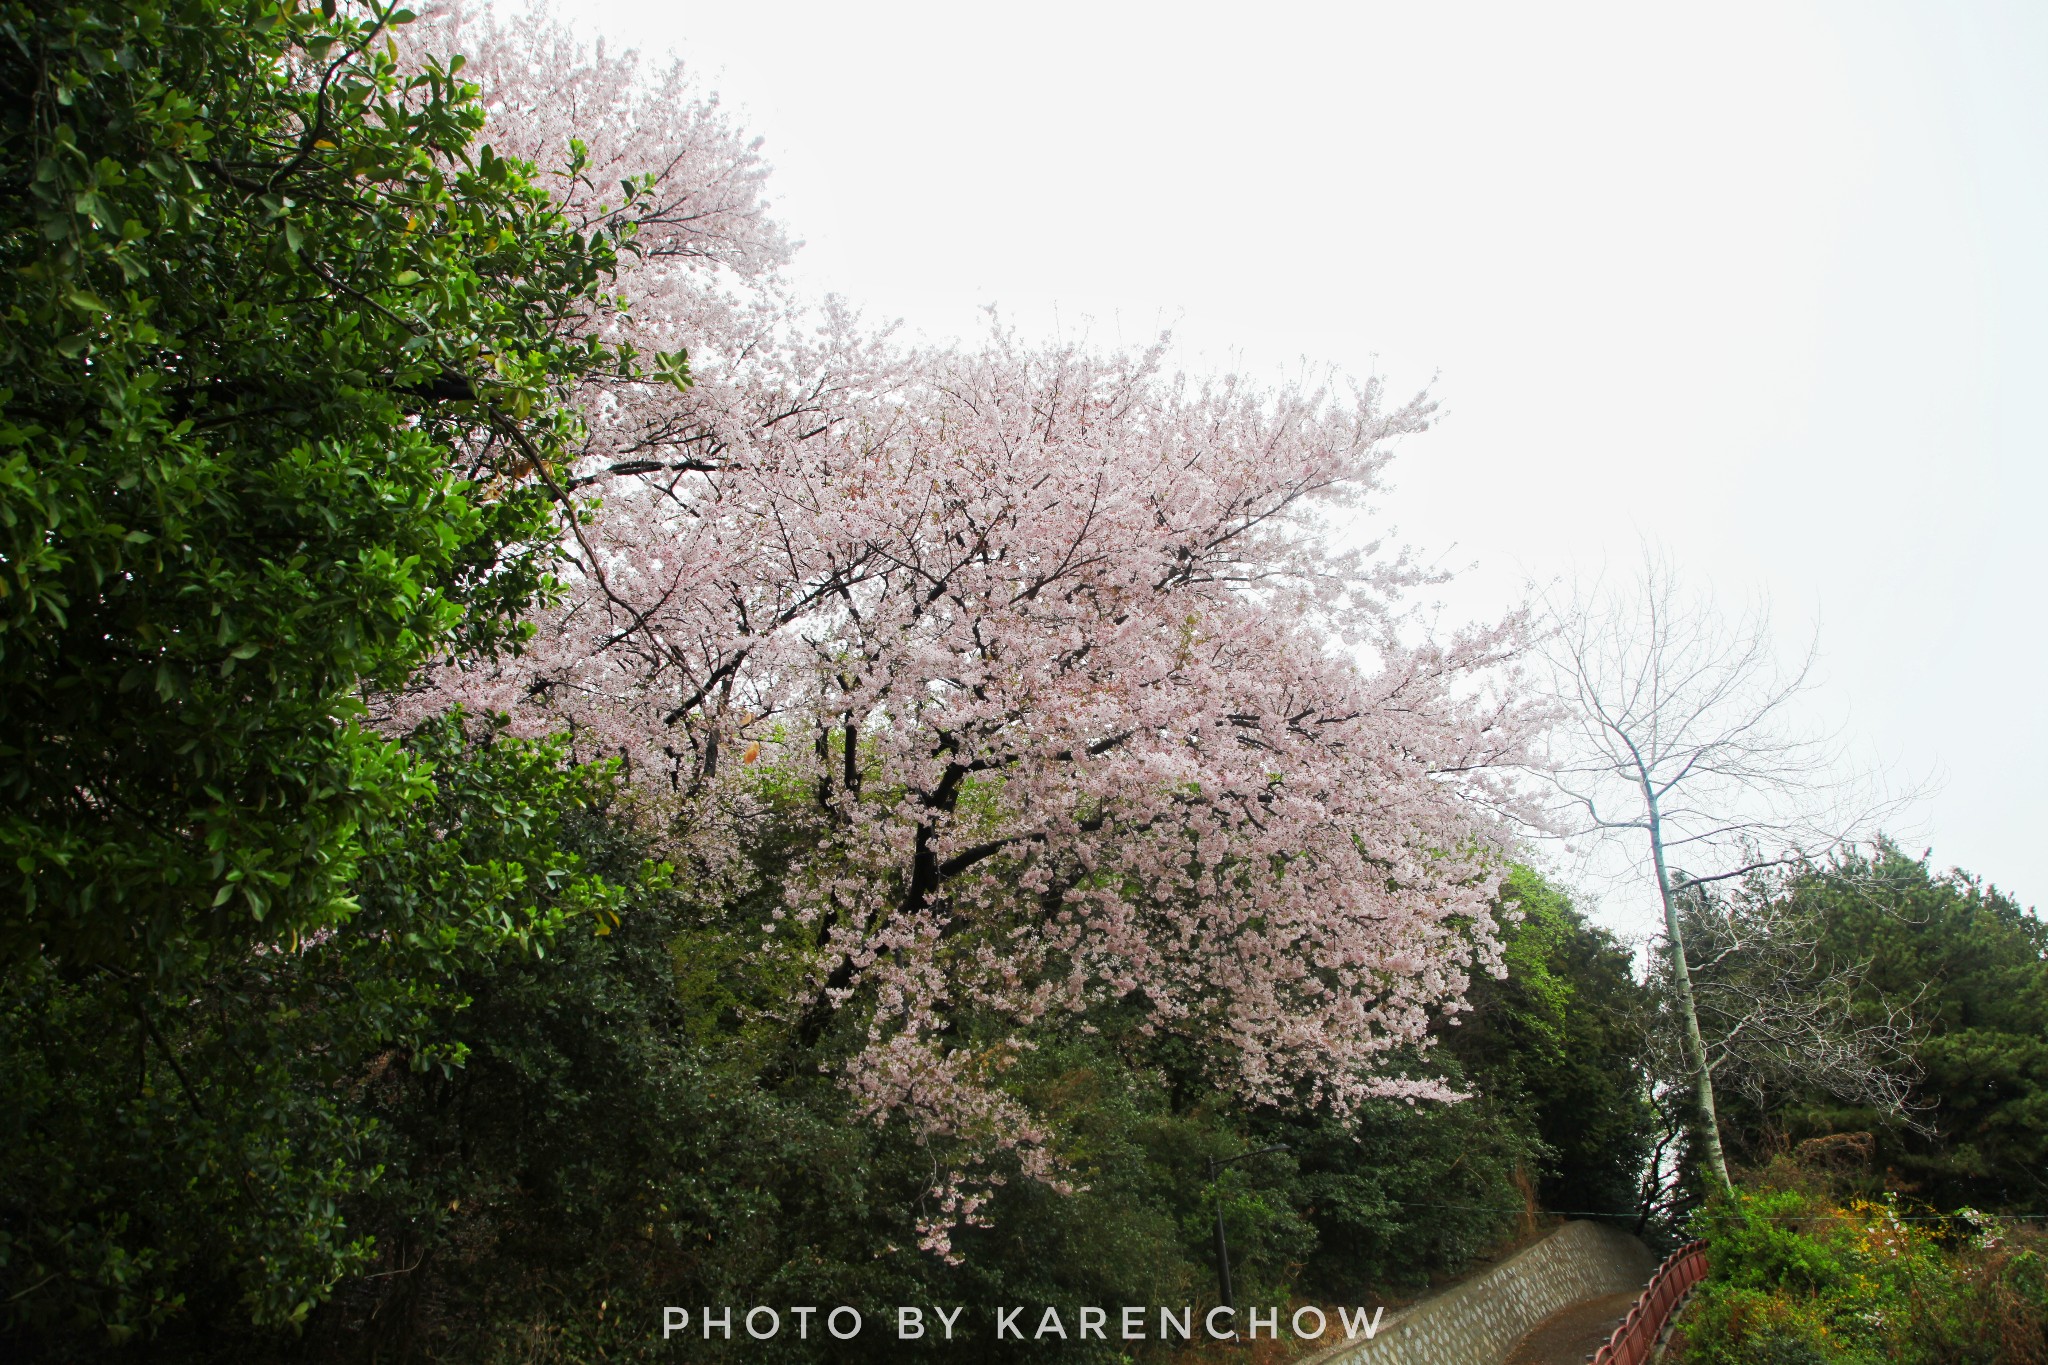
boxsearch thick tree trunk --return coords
[1645,790,1736,1195]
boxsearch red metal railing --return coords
[1589,1239,1709,1365]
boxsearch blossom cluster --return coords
[405,1,1540,1257]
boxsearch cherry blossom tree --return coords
[407,1,1540,1258]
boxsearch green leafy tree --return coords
[0,0,633,983]
[1448,867,1658,1222]
[1719,846,2048,1211]
[0,718,626,1350]
[0,0,659,1348]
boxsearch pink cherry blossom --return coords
[406,2,1541,1256]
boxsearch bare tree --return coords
[1537,553,1904,1193]
[1677,873,1924,1132]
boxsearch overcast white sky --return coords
[575,0,2047,915]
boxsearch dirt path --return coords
[1498,1290,1638,1365]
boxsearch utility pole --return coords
[1208,1144,1289,1314]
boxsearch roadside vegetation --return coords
[1678,1176,2047,1364]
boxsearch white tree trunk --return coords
[1645,790,1734,1195]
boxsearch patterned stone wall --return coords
[1302,1221,1657,1365]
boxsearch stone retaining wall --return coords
[1304,1221,1657,1365]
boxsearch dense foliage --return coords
[1674,851,2048,1364]
[0,0,631,979]
[1448,866,1657,1222]
[0,719,627,1348]
[314,859,1654,1365]
[1705,847,2048,1213]
[1679,1176,2047,1365]
[0,0,645,1348]
[265,769,1649,1363]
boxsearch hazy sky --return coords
[578,0,2047,914]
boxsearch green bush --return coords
[1683,1186,2048,1365]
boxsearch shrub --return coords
[1683,1186,2048,1365]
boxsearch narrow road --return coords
[1499,1290,1637,1365]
